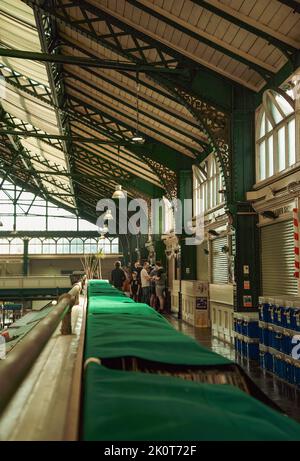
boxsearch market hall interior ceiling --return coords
[0,0,299,223]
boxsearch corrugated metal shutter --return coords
[261,220,298,297]
[212,236,228,284]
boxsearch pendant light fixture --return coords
[112,145,126,199]
[131,71,145,144]
[103,208,113,221]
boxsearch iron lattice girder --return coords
[0,109,75,202]
[63,62,202,132]
[0,111,70,179]
[33,6,79,210]
[0,63,54,106]
[0,53,178,191]
[22,0,231,196]
[0,75,160,195]
[189,0,297,59]
[64,69,207,148]
[0,143,117,200]
[66,85,201,156]
[126,0,274,81]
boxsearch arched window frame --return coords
[193,154,224,216]
[256,89,297,183]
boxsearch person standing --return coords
[132,261,142,301]
[155,267,166,313]
[110,261,126,290]
[140,261,151,305]
[149,264,157,308]
[130,271,140,301]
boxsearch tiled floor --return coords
[167,316,300,423]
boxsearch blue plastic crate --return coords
[263,301,272,322]
[272,332,284,352]
[272,306,281,326]
[236,319,242,334]
[266,352,274,372]
[283,334,294,356]
[236,338,242,355]
[259,327,263,343]
[261,328,270,346]
[290,308,300,332]
[245,320,259,338]
[241,340,247,357]
[295,365,300,387]
[285,362,294,384]
[281,307,291,328]
[259,351,265,369]
[247,342,259,360]
[241,321,247,336]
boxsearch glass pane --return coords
[0,239,9,254]
[275,94,294,117]
[271,102,283,124]
[29,238,42,254]
[266,119,273,133]
[47,216,78,231]
[288,119,296,166]
[10,239,23,254]
[259,142,266,180]
[267,136,274,177]
[259,112,266,138]
[278,126,285,172]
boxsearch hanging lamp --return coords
[112,145,126,199]
[131,71,145,144]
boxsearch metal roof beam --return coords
[64,70,208,148]
[0,48,190,75]
[190,0,297,57]
[67,84,201,155]
[126,0,274,80]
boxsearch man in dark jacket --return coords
[111,261,126,290]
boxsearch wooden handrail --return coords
[0,282,82,416]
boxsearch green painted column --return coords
[177,170,197,281]
[23,239,29,276]
[230,87,260,312]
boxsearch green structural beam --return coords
[190,0,297,59]
[0,48,190,75]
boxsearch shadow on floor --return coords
[167,315,300,423]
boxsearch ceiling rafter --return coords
[0,59,165,196]
[190,0,298,57]
[64,69,208,148]
[276,0,300,14]
[22,0,230,196]
[126,0,275,80]
[66,85,201,156]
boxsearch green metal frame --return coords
[21,0,231,197]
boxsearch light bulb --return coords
[103,209,113,220]
[112,185,125,199]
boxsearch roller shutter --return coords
[211,236,228,284]
[261,220,298,297]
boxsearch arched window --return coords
[256,89,296,182]
[193,154,224,216]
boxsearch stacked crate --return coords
[234,312,259,360]
[258,297,300,387]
